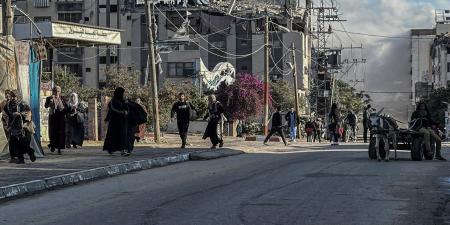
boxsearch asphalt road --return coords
[1,144,449,225]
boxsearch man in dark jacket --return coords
[411,102,445,161]
[363,104,371,143]
[264,106,288,146]
[344,110,357,142]
[171,93,196,148]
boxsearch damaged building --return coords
[13,0,310,94]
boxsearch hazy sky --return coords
[317,0,449,121]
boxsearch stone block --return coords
[44,176,64,188]
[245,136,257,141]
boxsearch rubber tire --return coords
[411,137,423,161]
[424,139,435,160]
[368,137,377,159]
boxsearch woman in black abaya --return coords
[103,87,129,155]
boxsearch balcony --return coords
[33,0,49,8]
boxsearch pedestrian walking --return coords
[103,87,130,156]
[285,108,298,142]
[134,98,147,142]
[171,93,196,148]
[4,90,36,164]
[203,94,224,149]
[363,104,371,143]
[313,118,323,143]
[305,119,315,142]
[329,103,341,146]
[264,106,288,146]
[1,90,11,139]
[127,98,147,153]
[65,93,86,148]
[45,86,67,154]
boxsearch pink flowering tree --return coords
[216,73,271,121]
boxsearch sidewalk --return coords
[0,134,257,200]
[0,134,377,200]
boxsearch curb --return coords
[0,153,190,201]
[245,135,281,142]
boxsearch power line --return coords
[47,41,109,61]
[155,5,266,59]
[161,5,266,58]
[333,29,435,40]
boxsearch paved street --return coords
[0,143,449,225]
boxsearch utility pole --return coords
[263,10,270,136]
[2,0,12,36]
[144,0,161,143]
[106,0,111,67]
[291,42,300,138]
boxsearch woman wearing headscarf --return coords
[66,93,86,148]
[203,94,225,149]
[103,87,130,156]
[45,86,67,154]
[4,90,36,164]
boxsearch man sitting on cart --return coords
[410,102,446,161]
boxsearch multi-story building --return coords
[409,10,450,106]
[410,29,434,106]
[430,11,450,90]
[13,0,310,95]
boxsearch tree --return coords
[103,66,149,101]
[156,82,208,130]
[334,80,371,114]
[103,67,208,131]
[422,87,450,126]
[42,65,97,100]
[215,73,269,121]
[270,80,295,111]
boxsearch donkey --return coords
[368,108,398,162]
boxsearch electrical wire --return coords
[47,41,109,61]
[209,6,266,21]
[166,5,266,57]
[157,5,266,58]
[269,52,292,75]
[333,29,435,40]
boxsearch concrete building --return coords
[430,15,450,90]
[410,29,434,106]
[13,1,309,95]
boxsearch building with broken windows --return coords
[13,0,310,95]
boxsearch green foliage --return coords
[334,80,371,114]
[240,120,263,135]
[103,66,150,101]
[270,80,295,111]
[42,65,97,100]
[102,67,208,131]
[422,87,450,126]
[154,82,208,130]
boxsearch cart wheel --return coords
[424,139,436,160]
[411,137,423,161]
[368,137,377,159]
